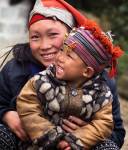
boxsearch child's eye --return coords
[60,47,63,51]
[67,54,73,58]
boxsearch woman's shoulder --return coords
[102,70,116,87]
[1,43,32,72]
[1,58,29,79]
[1,58,17,73]
[12,43,32,62]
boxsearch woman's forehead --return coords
[29,19,68,30]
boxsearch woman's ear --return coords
[83,67,95,78]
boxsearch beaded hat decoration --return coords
[63,20,124,77]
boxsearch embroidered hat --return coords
[64,20,124,77]
[29,0,87,28]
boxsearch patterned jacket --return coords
[17,65,113,149]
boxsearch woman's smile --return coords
[40,52,57,60]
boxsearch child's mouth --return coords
[56,65,64,75]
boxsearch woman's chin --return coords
[42,62,53,68]
[40,58,55,67]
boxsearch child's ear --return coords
[83,67,95,78]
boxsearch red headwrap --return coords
[29,0,88,28]
[29,14,46,26]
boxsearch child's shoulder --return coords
[34,70,48,82]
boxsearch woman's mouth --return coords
[41,53,57,60]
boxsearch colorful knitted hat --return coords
[63,20,124,77]
[29,0,87,28]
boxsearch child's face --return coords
[29,19,69,67]
[55,49,86,83]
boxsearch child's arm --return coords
[17,77,54,140]
[62,101,113,149]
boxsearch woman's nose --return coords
[40,38,52,50]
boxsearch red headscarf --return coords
[29,0,88,28]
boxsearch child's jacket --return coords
[17,65,113,149]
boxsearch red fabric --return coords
[109,46,124,78]
[29,0,88,27]
[57,0,88,27]
[41,0,67,10]
[29,14,46,27]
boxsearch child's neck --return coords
[67,78,87,89]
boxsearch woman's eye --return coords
[31,35,39,40]
[49,32,59,37]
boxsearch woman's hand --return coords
[2,111,28,141]
[57,140,71,150]
[62,116,87,133]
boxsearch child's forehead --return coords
[63,43,75,52]
[63,44,73,54]
[63,44,77,56]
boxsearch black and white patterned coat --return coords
[32,65,113,150]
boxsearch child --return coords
[17,19,123,149]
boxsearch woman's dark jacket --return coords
[0,43,125,148]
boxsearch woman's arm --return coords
[0,60,28,140]
[0,61,15,120]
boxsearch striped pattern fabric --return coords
[64,27,112,73]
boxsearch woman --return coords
[0,0,125,149]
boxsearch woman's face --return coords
[29,19,69,67]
